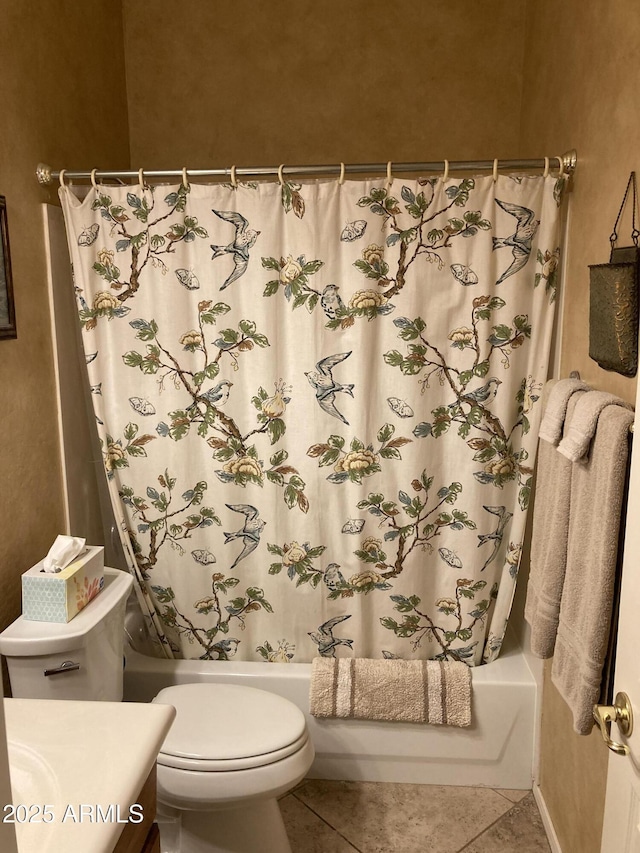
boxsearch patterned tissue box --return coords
[21,545,105,623]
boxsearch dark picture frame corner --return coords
[0,195,17,340]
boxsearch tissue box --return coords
[21,546,105,623]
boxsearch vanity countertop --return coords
[4,697,175,853]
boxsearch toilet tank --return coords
[0,568,133,701]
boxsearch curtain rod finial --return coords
[36,163,52,185]
[562,150,577,177]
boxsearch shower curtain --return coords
[61,171,565,665]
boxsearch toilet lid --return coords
[153,682,307,770]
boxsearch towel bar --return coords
[567,373,634,434]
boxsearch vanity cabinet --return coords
[112,766,160,853]
[139,824,160,853]
[2,697,174,853]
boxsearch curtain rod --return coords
[35,151,577,185]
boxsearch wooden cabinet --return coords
[140,823,160,853]
[112,766,159,853]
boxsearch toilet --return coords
[0,567,314,853]
[152,682,314,853]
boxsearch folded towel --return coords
[525,389,587,657]
[551,403,634,735]
[310,657,471,727]
[538,377,590,445]
[558,390,633,462]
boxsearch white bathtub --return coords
[123,610,537,790]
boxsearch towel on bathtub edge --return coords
[309,657,472,727]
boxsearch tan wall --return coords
[520,1,640,850]
[0,1,130,642]
[1,5,634,845]
[122,0,526,168]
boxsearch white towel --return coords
[558,390,633,462]
[310,657,472,727]
[537,377,590,445]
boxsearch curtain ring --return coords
[338,162,345,186]
[138,167,146,189]
[543,156,550,178]
[386,160,393,188]
[557,155,565,178]
[492,158,499,183]
[182,167,189,189]
[442,159,449,181]
[58,169,67,189]
[230,165,238,188]
[90,168,99,190]
[278,164,285,186]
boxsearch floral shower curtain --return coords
[60,171,564,665]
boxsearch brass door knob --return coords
[593,692,634,755]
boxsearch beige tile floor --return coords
[280,780,551,853]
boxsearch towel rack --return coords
[568,371,634,434]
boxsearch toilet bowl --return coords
[152,681,314,853]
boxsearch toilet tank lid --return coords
[0,569,133,656]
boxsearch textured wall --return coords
[520,1,640,850]
[521,0,639,404]
[1,5,628,841]
[0,1,130,641]
[122,0,526,168]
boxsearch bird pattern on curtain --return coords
[61,171,565,665]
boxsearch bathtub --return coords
[123,608,536,790]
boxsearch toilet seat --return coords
[153,682,308,772]
[157,730,310,772]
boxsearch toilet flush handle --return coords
[44,660,80,677]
